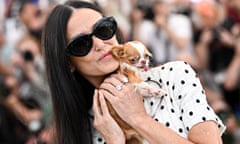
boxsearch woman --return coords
[42,1,225,144]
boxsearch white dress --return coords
[91,61,226,144]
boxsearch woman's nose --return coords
[92,36,105,51]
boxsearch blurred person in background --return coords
[18,0,53,41]
[0,2,19,142]
[143,0,198,68]
[127,3,154,44]
[0,78,18,144]
[227,0,240,25]
[96,0,132,43]
[193,0,240,116]
[169,0,193,17]
[0,27,13,76]
[192,1,240,143]
[1,1,54,143]
[0,18,18,144]
[4,34,52,144]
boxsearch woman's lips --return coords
[98,52,112,61]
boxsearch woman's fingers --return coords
[99,73,129,96]
[101,89,116,104]
[93,89,112,117]
[100,84,147,125]
[102,73,128,86]
[93,89,126,143]
[99,81,116,94]
[98,91,110,116]
[93,89,101,116]
[97,73,148,125]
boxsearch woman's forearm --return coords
[130,114,222,144]
[130,115,194,144]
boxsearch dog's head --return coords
[111,41,152,71]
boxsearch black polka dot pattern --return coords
[178,95,182,100]
[196,99,200,103]
[92,61,225,143]
[181,80,185,85]
[160,105,164,110]
[179,128,183,133]
[179,116,183,121]
[166,122,170,127]
[150,101,154,106]
[189,111,194,116]
[166,81,169,86]
[98,138,103,142]
[202,117,206,121]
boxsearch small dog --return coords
[111,41,165,97]
[107,41,165,144]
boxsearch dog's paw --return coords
[150,88,165,97]
[144,88,165,97]
[135,82,165,97]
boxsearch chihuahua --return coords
[107,41,165,144]
[111,41,165,97]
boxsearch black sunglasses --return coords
[65,16,117,57]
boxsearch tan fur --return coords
[107,41,165,144]
[107,41,151,144]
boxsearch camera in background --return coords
[0,76,11,100]
[21,50,34,62]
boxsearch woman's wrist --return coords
[129,113,152,128]
[104,134,125,144]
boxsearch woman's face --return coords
[66,8,119,86]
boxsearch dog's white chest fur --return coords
[121,63,166,97]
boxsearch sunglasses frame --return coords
[65,16,117,57]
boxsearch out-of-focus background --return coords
[0,0,239,143]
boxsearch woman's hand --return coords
[99,73,148,126]
[93,90,125,144]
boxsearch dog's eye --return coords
[129,57,139,64]
[144,54,150,59]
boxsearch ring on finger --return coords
[115,83,124,91]
[122,77,128,84]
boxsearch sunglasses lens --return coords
[94,17,117,40]
[66,35,93,56]
[66,17,117,57]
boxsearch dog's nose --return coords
[141,60,146,65]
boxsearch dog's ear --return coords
[111,45,126,59]
[145,48,152,57]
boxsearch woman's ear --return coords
[69,63,75,73]
[70,66,75,73]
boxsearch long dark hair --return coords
[42,1,103,144]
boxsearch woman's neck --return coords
[82,72,115,88]
[82,75,106,88]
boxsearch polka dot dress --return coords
[91,61,226,144]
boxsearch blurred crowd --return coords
[0,0,240,143]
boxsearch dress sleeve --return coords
[168,61,226,136]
